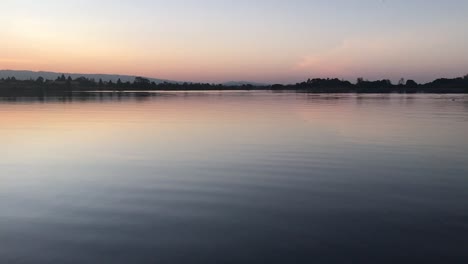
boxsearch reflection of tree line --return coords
[1,74,468,96]
[0,91,162,103]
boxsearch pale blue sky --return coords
[1,0,467,83]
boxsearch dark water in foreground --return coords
[1,92,468,263]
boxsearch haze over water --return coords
[1,92,468,263]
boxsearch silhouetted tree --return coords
[398,78,405,85]
[134,77,151,89]
[36,77,44,84]
[98,79,104,87]
[75,76,96,88]
[116,78,123,91]
[56,74,66,82]
[406,80,418,87]
[66,76,72,89]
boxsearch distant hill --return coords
[0,70,269,86]
[0,70,175,84]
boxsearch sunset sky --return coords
[1,0,468,83]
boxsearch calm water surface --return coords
[1,92,468,263]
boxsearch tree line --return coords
[1,74,468,96]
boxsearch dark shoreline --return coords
[1,75,468,97]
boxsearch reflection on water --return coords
[1,92,468,264]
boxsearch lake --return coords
[1,92,468,263]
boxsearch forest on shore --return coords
[1,74,468,96]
